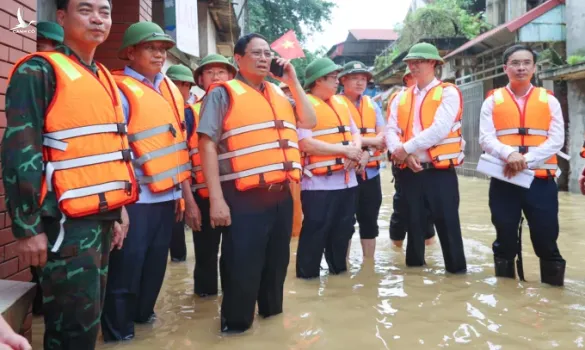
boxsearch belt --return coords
[258,182,289,192]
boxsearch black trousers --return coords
[193,193,222,296]
[220,182,293,333]
[390,164,435,241]
[101,201,175,341]
[396,168,466,273]
[169,219,186,261]
[489,177,564,262]
[296,187,358,279]
[355,174,383,239]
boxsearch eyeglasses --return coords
[508,60,534,68]
[203,69,229,78]
[246,50,274,59]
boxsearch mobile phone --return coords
[270,60,284,77]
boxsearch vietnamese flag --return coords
[270,30,305,59]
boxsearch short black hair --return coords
[56,0,112,10]
[503,44,537,64]
[234,33,268,56]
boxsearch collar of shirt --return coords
[55,44,98,74]
[236,72,266,92]
[413,78,440,96]
[340,91,362,107]
[505,84,534,99]
[123,65,165,91]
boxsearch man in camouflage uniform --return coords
[1,0,130,349]
[36,21,64,52]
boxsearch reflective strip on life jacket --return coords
[436,136,462,146]
[128,124,176,142]
[304,158,344,170]
[219,161,302,182]
[43,123,128,151]
[495,128,548,137]
[132,142,189,167]
[218,140,299,160]
[220,120,297,141]
[51,180,133,253]
[189,148,199,156]
[311,125,350,137]
[138,162,192,184]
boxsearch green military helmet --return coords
[403,42,445,65]
[193,54,237,86]
[166,64,195,84]
[402,67,411,84]
[303,58,342,89]
[37,21,64,43]
[118,22,175,60]
[338,60,372,80]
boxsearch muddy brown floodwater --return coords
[31,170,585,349]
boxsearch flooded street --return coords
[32,170,585,349]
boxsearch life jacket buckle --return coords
[518,127,528,135]
[282,161,294,171]
[116,123,127,135]
[124,181,133,195]
[273,120,285,129]
[98,198,109,213]
[278,139,290,149]
[169,124,177,138]
[518,146,528,154]
[337,126,346,133]
[335,157,344,165]
[180,121,186,131]
[341,140,350,146]
[360,127,367,134]
[121,149,132,162]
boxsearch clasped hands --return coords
[391,146,423,172]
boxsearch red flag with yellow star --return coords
[270,30,305,59]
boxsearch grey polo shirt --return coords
[196,73,296,174]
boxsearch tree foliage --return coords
[246,0,334,84]
[373,0,490,74]
[247,0,336,43]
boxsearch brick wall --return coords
[95,0,153,69]
[0,0,36,343]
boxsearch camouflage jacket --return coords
[2,45,120,239]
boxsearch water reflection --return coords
[31,170,585,349]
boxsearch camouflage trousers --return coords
[37,217,114,350]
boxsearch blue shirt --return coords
[119,66,182,204]
[185,105,196,140]
[344,94,386,179]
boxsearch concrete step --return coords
[0,279,36,333]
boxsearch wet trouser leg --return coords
[101,201,175,341]
[40,217,113,350]
[219,184,292,333]
[490,178,564,284]
[192,193,222,296]
[399,168,466,273]
[297,188,356,278]
[390,165,435,241]
[356,174,382,240]
[169,219,186,261]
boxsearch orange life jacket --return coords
[305,94,354,176]
[210,79,302,190]
[397,82,464,169]
[8,52,139,252]
[491,87,558,178]
[187,101,209,198]
[113,72,191,193]
[387,90,400,119]
[340,94,384,168]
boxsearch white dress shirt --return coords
[479,84,564,165]
[385,78,463,163]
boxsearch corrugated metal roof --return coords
[444,0,565,59]
[349,29,399,41]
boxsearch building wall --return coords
[566,0,585,193]
[0,0,38,343]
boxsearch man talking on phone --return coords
[196,33,316,333]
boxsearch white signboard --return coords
[175,0,199,57]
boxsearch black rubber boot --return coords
[540,259,565,287]
[494,256,515,279]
